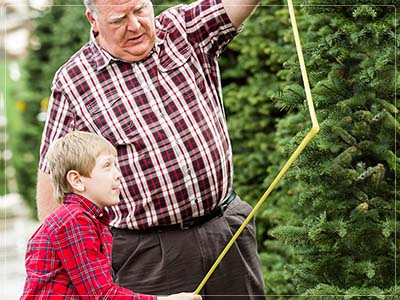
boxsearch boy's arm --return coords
[36,170,59,221]
[52,215,201,300]
[159,294,201,300]
[52,214,154,300]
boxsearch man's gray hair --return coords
[84,0,97,18]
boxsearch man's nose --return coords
[127,13,141,31]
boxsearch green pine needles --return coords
[267,1,398,299]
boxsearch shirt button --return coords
[187,169,192,175]
[99,213,103,217]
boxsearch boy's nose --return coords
[114,166,121,179]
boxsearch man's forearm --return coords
[222,0,261,29]
[36,170,59,221]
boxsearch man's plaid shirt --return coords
[39,0,239,230]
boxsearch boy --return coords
[20,131,201,300]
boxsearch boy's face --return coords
[81,153,121,208]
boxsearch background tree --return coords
[14,0,90,212]
[270,1,399,298]
[222,1,301,296]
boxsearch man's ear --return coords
[86,9,99,33]
[66,170,85,193]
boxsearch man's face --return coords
[87,0,156,62]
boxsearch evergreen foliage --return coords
[269,1,399,298]
[1,62,11,195]
[222,1,302,296]
[15,0,90,212]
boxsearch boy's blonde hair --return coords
[47,131,117,203]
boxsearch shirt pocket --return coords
[87,91,136,146]
[158,36,192,72]
[157,38,208,103]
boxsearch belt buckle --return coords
[221,190,236,211]
[180,220,193,230]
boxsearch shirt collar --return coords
[63,193,110,225]
[88,25,168,71]
[89,29,114,71]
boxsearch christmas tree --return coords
[270,1,399,298]
[14,0,90,211]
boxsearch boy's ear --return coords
[66,170,85,193]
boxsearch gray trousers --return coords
[111,196,265,300]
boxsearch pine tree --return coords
[222,1,304,296]
[270,1,399,298]
[15,0,90,211]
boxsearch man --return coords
[37,0,265,299]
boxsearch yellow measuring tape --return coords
[194,0,320,294]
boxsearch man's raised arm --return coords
[222,0,260,29]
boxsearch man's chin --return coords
[123,53,151,63]
[120,45,154,62]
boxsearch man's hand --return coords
[158,293,202,300]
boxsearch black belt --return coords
[113,191,237,233]
[177,190,236,230]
